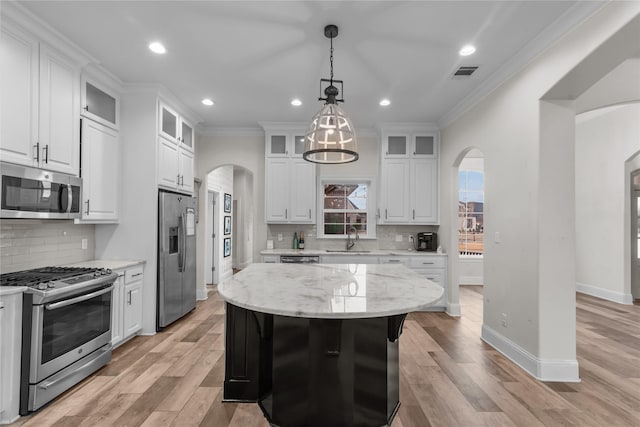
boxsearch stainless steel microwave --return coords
[1,162,81,219]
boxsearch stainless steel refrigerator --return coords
[158,191,197,329]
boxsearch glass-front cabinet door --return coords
[81,78,119,130]
[180,119,194,151]
[292,134,306,157]
[413,135,436,157]
[383,135,409,158]
[159,102,179,143]
[267,134,288,157]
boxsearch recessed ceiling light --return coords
[202,98,214,106]
[291,99,302,106]
[459,45,476,56]
[379,99,391,106]
[148,42,166,54]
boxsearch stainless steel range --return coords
[0,266,117,413]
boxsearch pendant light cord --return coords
[329,36,334,86]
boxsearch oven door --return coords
[30,285,113,383]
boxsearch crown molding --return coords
[438,1,607,129]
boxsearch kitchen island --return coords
[217,263,443,427]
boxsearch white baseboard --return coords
[576,282,633,304]
[481,324,580,382]
[196,287,208,301]
[459,276,483,285]
[238,259,252,269]
[447,303,461,317]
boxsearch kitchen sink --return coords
[325,250,372,253]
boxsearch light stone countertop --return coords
[0,286,28,296]
[67,260,146,271]
[260,249,447,257]
[217,263,444,319]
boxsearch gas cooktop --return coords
[0,266,117,304]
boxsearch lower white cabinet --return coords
[0,292,22,425]
[111,265,143,348]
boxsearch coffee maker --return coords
[416,232,437,251]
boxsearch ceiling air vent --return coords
[454,66,478,76]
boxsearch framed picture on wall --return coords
[224,238,231,257]
[224,216,231,235]
[224,193,232,213]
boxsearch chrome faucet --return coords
[346,226,359,250]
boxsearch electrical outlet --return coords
[277,233,283,242]
[81,238,88,250]
[395,234,403,242]
[501,313,507,328]
[494,232,501,243]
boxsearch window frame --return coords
[316,177,377,239]
[458,168,484,257]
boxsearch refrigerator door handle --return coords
[178,213,185,272]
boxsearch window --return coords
[318,179,376,238]
[458,158,484,255]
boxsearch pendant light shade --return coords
[303,25,358,164]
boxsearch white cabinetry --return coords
[378,128,439,224]
[78,119,119,222]
[111,265,143,348]
[264,130,316,223]
[0,292,22,425]
[409,255,447,309]
[81,77,119,130]
[158,101,194,194]
[0,23,80,175]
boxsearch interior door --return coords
[158,191,182,328]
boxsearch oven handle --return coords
[38,345,111,390]
[44,285,114,311]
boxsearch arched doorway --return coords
[203,165,254,292]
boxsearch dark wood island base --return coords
[223,303,407,427]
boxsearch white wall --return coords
[575,103,640,303]
[440,3,640,380]
[233,167,254,269]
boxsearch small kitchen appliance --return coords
[415,232,438,252]
[0,266,117,413]
[0,162,81,219]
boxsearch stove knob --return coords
[47,282,56,288]
[93,271,101,278]
[37,283,47,290]
[105,268,112,275]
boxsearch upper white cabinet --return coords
[263,129,316,223]
[157,101,195,195]
[81,78,119,130]
[78,119,119,222]
[379,127,439,224]
[0,23,80,175]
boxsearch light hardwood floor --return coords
[12,286,640,427]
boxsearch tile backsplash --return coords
[0,220,95,273]
[266,224,439,252]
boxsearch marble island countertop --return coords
[260,249,446,257]
[217,263,444,319]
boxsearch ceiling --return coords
[17,1,605,131]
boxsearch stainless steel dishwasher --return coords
[279,255,320,264]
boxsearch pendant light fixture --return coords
[303,24,358,164]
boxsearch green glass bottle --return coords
[293,232,299,249]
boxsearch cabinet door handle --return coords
[385,209,388,220]
[34,142,40,162]
[84,105,89,112]
[44,145,49,163]
[131,272,143,278]
[285,209,288,219]
[386,259,400,263]
[309,209,311,219]
[85,199,90,215]
[177,174,180,185]
[413,209,416,220]
[422,262,435,265]
[127,290,132,305]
